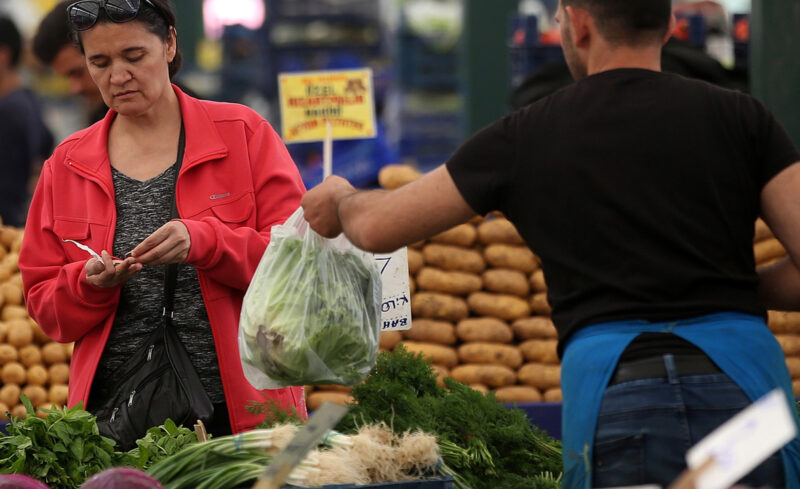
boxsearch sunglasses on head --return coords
[67,0,164,31]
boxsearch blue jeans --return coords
[593,354,785,488]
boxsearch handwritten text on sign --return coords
[279,68,377,143]
[375,248,412,331]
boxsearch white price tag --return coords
[686,388,797,489]
[375,248,412,331]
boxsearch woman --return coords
[19,0,307,436]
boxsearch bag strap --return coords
[162,123,186,324]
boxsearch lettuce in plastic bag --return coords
[239,208,382,389]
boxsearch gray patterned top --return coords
[90,163,225,404]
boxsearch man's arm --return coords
[758,162,800,310]
[301,165,476,253]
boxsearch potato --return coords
[0,402,8,421]
[65,342,74,360]
[402,319,456,345]
[0,227,18,248]
[42,342,67,365]
[1,361,26,384]
[754,238,786,265]
[399,341,459,368]
[477,218,525,245]
[11,404,27,419]
[407,248,424,275]
[0,283,22,306]
[519,339,560,364]
[469,384,489,394]
[416,268,483,296]
[0,343,17,364]
[409,276,416,294]
[410,240,426,250]
[22,385,47,406]
[776,335,800,356]
[467,292,531,321]
[529,293,553,316]
[483,244,538,273]
[411,292,469,322]
[482,269,530,297]
[529,269,547,292]
[457,342,523,369]
[8,272,22,290]
[450,364,517,388]
[6,320,32,348]
[3,251,19,269]
[456,318,513,343]
[544,388,563,403]
[518,363,561,390]
[431,224,478,248]
[315,384,353,393]
[794,380,800,398]
[754,218,773,243]
[0,384,21,407]
[493,386,542,404]
[379,330,403,351]
[0,321,6,343]
[36,405,53,419]
[2,305,28,321]
[422,244,486,274]
[378,164,422,189]
[48,363,70,385]
[785,356,800,378]
[521,322,552,348]
[431,364,450,388]
[26,365,48,386]
[777,312,800,335]
[10,232,23,254]
[0,246,6,263]
[307,391,354,411]
[30,320,51,345]
[18,344,42,367]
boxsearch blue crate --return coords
[398,34,460,91]
[303,476,455,489]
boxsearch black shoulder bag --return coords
[95,127,214,450]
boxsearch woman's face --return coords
[81,20,176,117]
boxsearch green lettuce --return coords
[241,233,381,387]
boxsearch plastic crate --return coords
[267,0,380,19]
[398,34,460,91]
[303,476,456,489]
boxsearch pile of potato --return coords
[0,226,72,420]
[305,168,800,407]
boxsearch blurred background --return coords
[2,0,796,192]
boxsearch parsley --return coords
[128,419,198,470]
[0,395,133,489]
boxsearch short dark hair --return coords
[563,0,672,46]
[72,0,183,79]
[0,16,22,68]
[33,1,73,65]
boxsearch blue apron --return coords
[560,312,800,489]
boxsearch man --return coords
[0,16,54,227]
[32,0,106,124]
[302,0,800,488]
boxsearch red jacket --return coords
[20,86,308,432]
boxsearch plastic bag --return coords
[239,207,382,389]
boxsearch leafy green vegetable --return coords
[335,346,563,489]
[0,395,133,489]
[240,231,381,387]
[128,419,198,471]
[247,396,305,428]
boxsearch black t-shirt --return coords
[447,68,800,354]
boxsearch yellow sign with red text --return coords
[278,68,377,143]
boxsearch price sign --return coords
[375,248,412,331]
[278,68,377,143]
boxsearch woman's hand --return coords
[85,250,142,288]
[129,220,191,265]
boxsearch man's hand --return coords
[129,221,192,266]
[301,175,357,238]
[85,250,142,288]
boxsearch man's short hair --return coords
[0,16,22,67]
[564,0,672,46]
[32,1,73,65]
